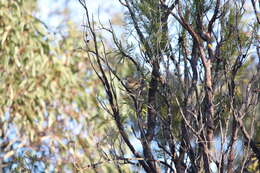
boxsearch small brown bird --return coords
[126,77,141,90]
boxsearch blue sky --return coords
[36,0,122,30]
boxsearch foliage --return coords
[0,0,129,172]
[80,0,260,172]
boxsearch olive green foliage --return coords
[0,0,128,172]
